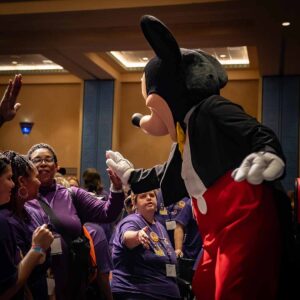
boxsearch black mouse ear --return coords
[141,15,181,65]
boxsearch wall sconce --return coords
[19,122,34,135]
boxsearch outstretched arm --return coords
[0,74,22,127]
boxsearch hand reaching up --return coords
[0,74,22,125]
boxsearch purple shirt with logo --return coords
[175,199,202,259]
[111,213,180,300]
[26,182,124,300]
[155,191,189,247]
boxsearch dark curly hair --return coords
[3,150,35,212]
[27,143,58,163]
[0,153,10,176]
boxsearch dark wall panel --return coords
[81,80,114,190]
[262,76,300,191]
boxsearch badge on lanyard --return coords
[159,207,168,215]
[177,200,186,208]
[166,220,176,231]
[166,264,177,277]
[50,235,62,255]
[154,246,165,256]
[150,231,159,243]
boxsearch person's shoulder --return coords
[118,213,139,227]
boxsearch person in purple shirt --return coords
[84,222,113,300]
[0,152,53,300]
[26,143,125,300]
[3,150,54,299]
[111,190,181,300]
[155,189,189,247]
[174,198,202,260]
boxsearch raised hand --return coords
[232,151,285,185]
[106,150,134,185]
[107,168,123,191]
[0,74,22,125]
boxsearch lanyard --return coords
[136,213,173,261]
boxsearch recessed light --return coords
[42,59,53,64]
[11,61,18,65]
[220,54,227,58]
[142,57,149,61]
[282,22,291,27]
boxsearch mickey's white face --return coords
[139,74,177,142]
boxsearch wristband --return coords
[31,245,46,254]
[31,245,46,264]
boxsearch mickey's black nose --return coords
[131,113,143,127]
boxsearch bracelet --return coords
[31,245,46,254]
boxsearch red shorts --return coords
[192,172,281,300]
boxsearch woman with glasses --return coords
[111,190,181,300]
[26,143,124,300]
[0,152,53,299]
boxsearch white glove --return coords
[106,150,134,185]
[232,151,285,185]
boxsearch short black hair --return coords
[27,143,58,163]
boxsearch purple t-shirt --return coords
[3,206,50,299]
[84,222,113,273]
[26,182,124,300]
[111,213,180,299]
[0,205,22,299]
[175,199,202,259]
[155,192,189,247]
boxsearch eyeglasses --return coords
[31,157,55,165]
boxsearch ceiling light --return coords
[0,54,66,73]
[109,46,249,71]
[0,65,63,71]
[282,22,291,27]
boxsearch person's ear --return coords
[141,15,182,65]
[17,175,26,187]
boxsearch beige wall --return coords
[0,76,82,174]
[0,73,260,174]
[221,79,259,118]
[116,78,260,169]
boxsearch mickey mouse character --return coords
[107,15,292,300]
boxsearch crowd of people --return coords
[0,75,202,300]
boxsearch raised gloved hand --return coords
[232,151,285,185]
[106,150,134,185]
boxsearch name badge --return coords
[166,220,176,231]
[166,264,177,277]
[51,235,62,255]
